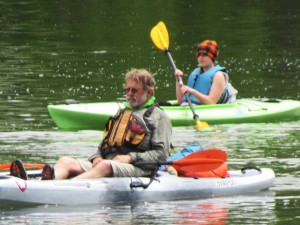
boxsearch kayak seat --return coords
[178,162,228,178]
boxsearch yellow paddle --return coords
[150,21,209,129]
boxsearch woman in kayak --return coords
[175,40,237,105]
[10,69,173,180]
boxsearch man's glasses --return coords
[124,87,139,94]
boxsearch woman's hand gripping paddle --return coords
[150,21,209,130]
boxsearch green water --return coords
[0,0,300,224]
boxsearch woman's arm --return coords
[174,69,184,104]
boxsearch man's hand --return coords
[180,85,189,95]
[113,154,133,164]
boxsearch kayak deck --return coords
[47,98,300,131]
[0,168,275,205]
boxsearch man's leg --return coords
[72,160,113,179]
[54,156,86,179]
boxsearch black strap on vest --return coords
[143,102,159,120]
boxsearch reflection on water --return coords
[0,194,279,224]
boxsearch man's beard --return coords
[126,92,148,108]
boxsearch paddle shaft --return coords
[150,158,224,166]
[165,50,200,121]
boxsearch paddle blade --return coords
[0,163,45,171]
[150,21,169,51]
[172,162,226,177]
[184,149,227,161]
[0,163,10,170]
[195,120,210,129]
[171,149,227,176]
[23,163,45,169]
[174,162,228,178]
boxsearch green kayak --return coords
[47,98,300,131]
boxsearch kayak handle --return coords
[130,181,150,189]
[129,169,159,189]
[241,165,262,173]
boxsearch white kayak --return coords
[0,167,275,205]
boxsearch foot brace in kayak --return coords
[10,159,27,180]
[41,164,55,180]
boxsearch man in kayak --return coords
[10,68,173,180]
[174,40,237,105]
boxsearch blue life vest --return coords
[182,65,237,104]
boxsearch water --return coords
[1,0,300,224]
[0,196,277,224]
